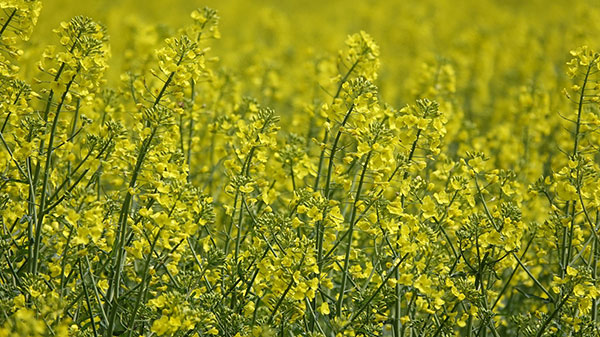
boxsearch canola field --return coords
[2,0,600,336]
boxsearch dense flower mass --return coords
[2,0,600,336]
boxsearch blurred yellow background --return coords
[18,0,600,115]
[31,0,599,105]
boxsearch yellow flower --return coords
[556,181,578,201]
[421,196,436,219]
[387,198,404,216]
[307,205,323,221]
[319,302,330,315]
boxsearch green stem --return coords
[395,129,421,336]
[105,127,156,337]
[0,89,23,133]
[491,232,536,309]
[105,68,175,336]
[85,256,108,326]
[59,226,75,297]
[268,278,295,325]
[559,57,596,279]
[268,255,305,325]
[31,73,77,275]
[126,228,161,337]
[336,149,373,317]
[79,259,99,337]
[343,254,408,329]
[473,173,554,303]
[324,104,354,199]
[313,56,360,191]
[0,9,17,38]
[313,130,328,191]
[310,58,362,331]
[572,58,595,157]
[535,289,573,337]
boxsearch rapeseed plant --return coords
[2,0,600,336]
